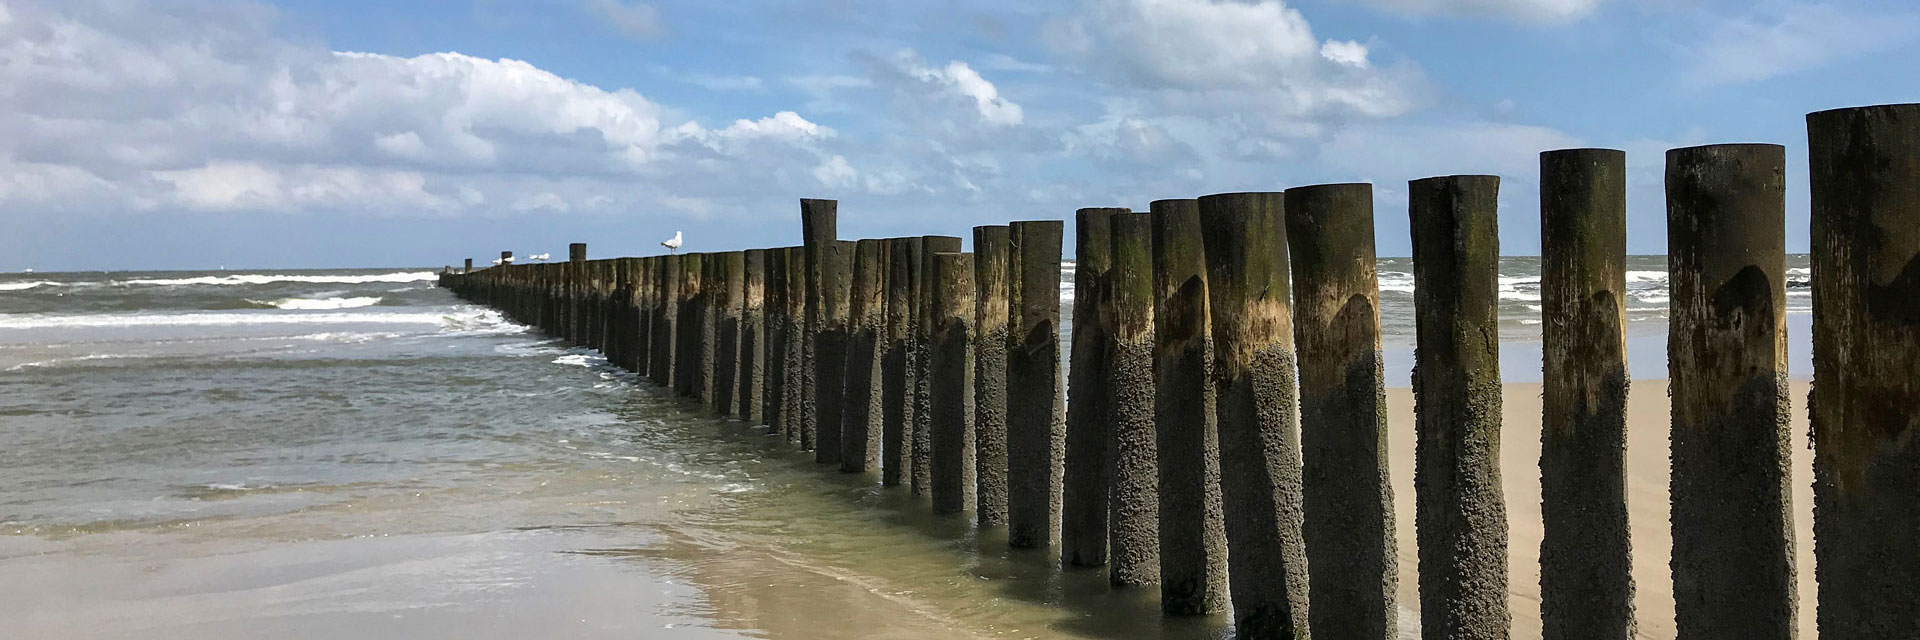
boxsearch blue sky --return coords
[2,0,1915,270]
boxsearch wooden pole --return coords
[1064,208,1122,567]
[841,239,888,472]
[1667,143,1794,639]
[1006,221,1063,549]
[1409,176,1510,640]
[1150,199,1227,615]
[884,238,923,487]
[1538,148,1635,640]
[1199,191,1308,637]
[801,199,837,453]
[917,236,964,494]
[1807,102,1920,640]
[930,251,977,514]
[1107,212,1159,588]
[972,226,1011,525]
[1286,183,1396,640]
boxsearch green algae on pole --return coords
[1006,221,1063,549]
[1107,212,1159,588]
[1198,191,1308,638]
[651,254,680,388]
[1538,148,1635,640]
[1286,183,1396,640]
[1149,199,1227,615]
[1666,143,1795,639]
[740,250,766,422]
[1807,102,1920,640]
[1064,208,1121,568]
[841,239,888,473]
[930,251,977,514]
[917,236,964,495]
[971,226,1011,526]
[883,238,923,487]
[801,200,838,453]
[1409,176,1511,640]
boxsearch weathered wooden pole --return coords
[930,251,977,514]
[1807,102,1920,640]
[1107,212,1159,588]
[674,253,704,399]
[1006,221,1063,549]
[651,254,679,387]
[764,248,789,434]
[801,200,837,453]
[782,245,808,447]
[972,226,1011,525]
[1150,199,1228,615]
[569,244,587,345]
[816,239,855,463]
[464,258,472,274]
[695,254,720,403]
[1666,143,1795,639]
[1538,148,1635,640]
[916,236,964,494]
[883,237,923,487]
[1064,208,1121,567]
[841,238,888,473]
[740,249,766,423]
[1286,183,1396,640]
[634,257,654,374]
[1199,191,1308,637]
[713,251,746,415]
[1409,176,1510,640]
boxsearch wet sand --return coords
[2,379,1817,640]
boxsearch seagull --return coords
[530,253,551,263]
[661,231,684,254]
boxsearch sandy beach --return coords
[1385,379,1816,640]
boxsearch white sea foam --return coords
[1626,270,1669,283]
[118,271,438,287]
[553,353,607,368]
[0,306,515,332]
[5,353,152,371]
[0,281,61,291]
[253,296,383,310]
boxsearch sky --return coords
[1,0,1915,271]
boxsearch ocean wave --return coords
[0,306,518,332]
[0,280,62,291]
[248,296,384,310]
[5,353,153,371]
[117,271,438,287]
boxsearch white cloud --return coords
[0,0,835,216]
[586,0,664,40]
[1684,2,1920,85]
[1050,0,1425,121]
[1345,0,1605,24]
[880,52,1025,127]
[1320,39,1372,69]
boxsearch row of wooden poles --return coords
[439,103,1916,640]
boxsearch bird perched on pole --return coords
[661,231,684,254]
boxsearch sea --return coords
[0,256,1812,638]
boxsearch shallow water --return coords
[0,259,1812,638]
